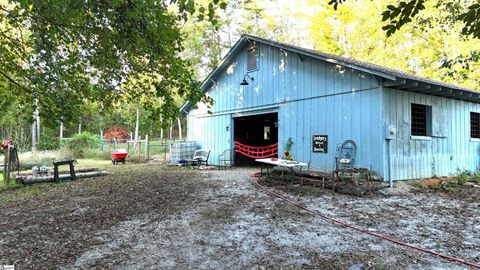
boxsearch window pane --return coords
[247,43,257,70]
[411,103,427,136]
[264,126,270,140]
[471,112,480,138]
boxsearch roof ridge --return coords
[243,34,475,93]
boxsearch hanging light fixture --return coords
[240,73,254,85]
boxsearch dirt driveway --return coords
[0,163,479,269]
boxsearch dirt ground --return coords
[0,162,479,269]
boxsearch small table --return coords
[255,158,308,179]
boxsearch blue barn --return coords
[181,35,480,183]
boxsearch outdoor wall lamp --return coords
[240,73,254,85]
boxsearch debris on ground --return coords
[0,166,478,269]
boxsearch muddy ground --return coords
[0,163,479,269]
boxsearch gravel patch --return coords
[1,166,479,269]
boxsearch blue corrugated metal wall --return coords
[188,43,385,175]
[383,88,480,180]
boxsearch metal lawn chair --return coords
[335,140,357,169]
[188,149,210,167]
[219,149,234,169]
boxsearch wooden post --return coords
[99,129,104,151]
[169,119,173,139]
[5,146,11,186]
[145,135,149,160]
[2,149,7,186]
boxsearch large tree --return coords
[0,0,224,127]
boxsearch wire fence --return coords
[99,137,185,161]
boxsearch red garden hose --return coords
[250,173,480,269]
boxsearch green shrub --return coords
[438,170,480,191]
[37,137,60,150]
[83,148,112,160]
[66,132,101,158]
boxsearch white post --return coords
[134,107,140,142]
[134,107,140,152]
[59,121,64,146]
[160,114,164,139]
[32,98,40,151]
[177,117,182,140]
[36,106,40,142]
[169,119,173,139]
[31,119,37,152]
[78,121,82,134]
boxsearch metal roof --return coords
[181,35,480,114]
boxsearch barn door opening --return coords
[233,112,278,166]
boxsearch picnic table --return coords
[255,158,308,178]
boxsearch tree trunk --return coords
[31,99,39,151]
[36,107,40,142]
[134,107,140,142]
[177,118,182,140]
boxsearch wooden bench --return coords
[53,160,76,182]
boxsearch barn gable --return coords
[185,35,480,182]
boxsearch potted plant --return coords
[283,137,294,160]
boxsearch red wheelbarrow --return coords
[112,149,128,165]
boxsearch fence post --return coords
[5,146,11,186]
[164,139,167,162]
[145,135,149,160]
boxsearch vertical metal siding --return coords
[188,43,384,176]
[383,88,480,180]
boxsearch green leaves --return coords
[459,3,480,38]
[381,0,426,36]
[0,0,224,127]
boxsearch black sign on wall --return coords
[312,135,328,153]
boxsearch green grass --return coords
[0,159,160,205]
[438,170,480,191]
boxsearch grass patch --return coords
[0,182,57,204]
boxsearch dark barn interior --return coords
[233,113,278,166]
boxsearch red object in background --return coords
[111,149,128,165]
[271,157,278,161]
[234,141,278,159]
[1,140,11,149]
[112,152,128,160]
